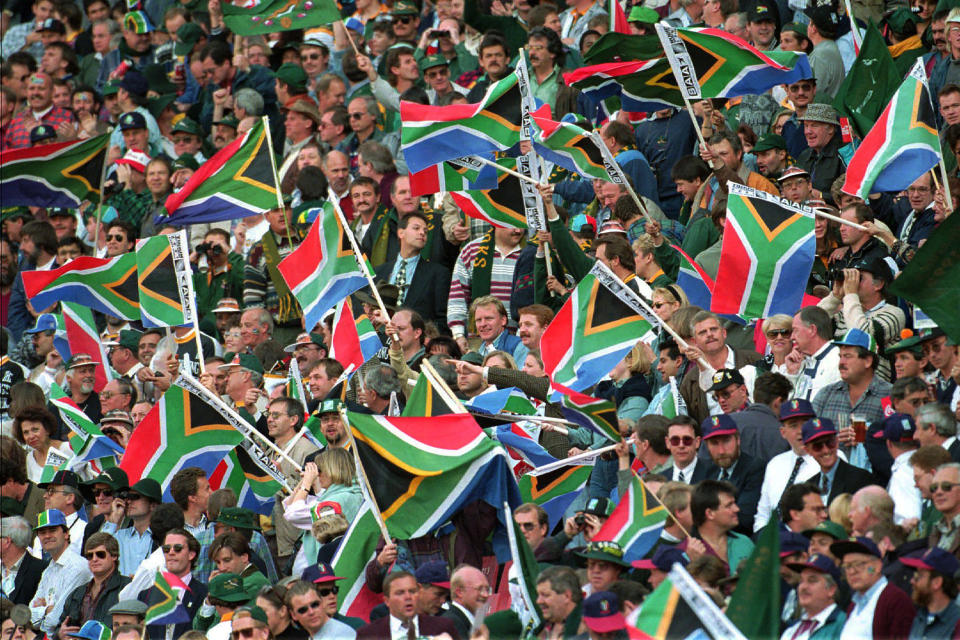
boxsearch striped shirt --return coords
[447,238,523,338]
[817,293,905,382]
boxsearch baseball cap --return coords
[568,213,597,234]
[577,540,629,567]
[303,562,345,584]
[35,509,68,531]
[753,133,786,152]
[419,53,449,72]
[317,399,343,415]
[273,63,309,92]
[25,313,57,334]
[115,148,150,172]
[583,497,615,518]
[706,368,745,392]
[172,153,200,172]
[392,0,419,15]
[101,79,121,97]
[701,414,739,440]
[628,5,660,23]
[66,621,110,640]
[118,111,148,131]
[118,71,149,98]
[801,417,837,444]
[218,353,265,375]
[39,18,65,33]
[30,124,57,144]
[174,22,205,56]
[208,573,248,602]
[212,298,241,313]
[900,547,960,576]
[803,5,840,36]
[875,412,916,443]
[833,328,877,353]
[107,599,148,616]
[780,398,816,421]
[786,553,841,582]
[171,117,203,137]
[213,114,240,129]
[778,165,811,183]
[582,591,626,633]
[631,546,689,571]
[414,560,451,589]
[802,520,847,541]
[851,256,894,284]
[38,470,80,490]
[780,531,810,558]
[748,3,776,22]
[830,536,882,560]
[284,332,326,353]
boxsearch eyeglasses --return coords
[518,522,538,531]
[162,543,185,553]
[84,549,109,560]
[841,559,873,573]
[807,436,837,452]
[668,435,695,447]
[231,628,259,639]
[317,585,339,597]
[266,412,290,420]
[930,481,959,493]
[348,112,365,119]
[92,488,113,498]
[395,15,414,23]
[43,487,68,495]
[907,186,931,193]
[106,234,126,242]
[304,53,322,60]
[766,329,791,338]
[295,599,322,615]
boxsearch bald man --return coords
[443,565,490,639]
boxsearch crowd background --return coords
[2,0,960,638]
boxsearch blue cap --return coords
[780,531,810,557]
[779,398,816,421]
[830,536,882,560]
[875,413,916,443]
[787,553,841,582]
[802,417,837,444]
[582,591,626,633]
[901,547,960,576]
[67,621,110,640]
[701,414,739,440]
[833,328,877,353]
[631,545,688,571]
[25,313,57,334]
[34,509,67,530]
[302,562,344,584]
[118,110,148,131]
[30,124,57,143]
[414,560,451,588]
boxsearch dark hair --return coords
[779,482,819,524]
[603,121,635,148]
[400,85,430,105]
[85,531,120,557]
[57,234,86,254]
[891,376,928,400]
[514,502,549,527]
[667,415,701,437]
[395,307,426,345]
[350,175,380,196]
[306,358,344,380]
[593,235,636,272]
[425,336,462,359]
[164,528,201,568]
[397,211,428,229]
[841,202,874,224]
[204,228,231,246]
[72,83,101,105]
[385,47,414,85]
[297,165,329,201]
[150,503,186,546]
[170,467,207,511]
[691,479,737,528]
[383,570,417,596]
[46,42,79,75]
[323,104,349,131]
[635,415,671,456]
[479,32,509,59]
[536,566,582,604]
[708,130,743,154]
[12,406,58,444]
[752,372,793,406]
[268,396,304,429]
[527,26,565,66]
[3,52,38,74]
[209,530,251,561]
[21,220,58,256]
[0,455,27,485]
[106,219,137,242]
[608,580,648,610]
[198,39,232,65]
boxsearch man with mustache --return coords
[64,353,102,425]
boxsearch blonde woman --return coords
[761,314,795,373]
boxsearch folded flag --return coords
[346,411,521,557]
[0,134,109,207]
[209,442,286,515]
[841,59,941,199]
[494,423,558,475]
[532,116,612,181]
[449,157,528,229]
[23,254,139,320]
[466,387,537,416]
[592,474,667,562]
[332,500,383,622]
[277,202,371,332]
[408,157,499,197]
[712,182,815,319]
[50,382,124,465]
[504,504,543,634]
[401,72,523,173]
[671,244,714,311]
[401,371,457,417]
[144,571,191,625]
[548,382,622,442]
[163,118,280,225]
[222,0,340,35]
[540,262,656,391]
[136,230,198,328]
[119,375,245,500]
[61,302,112,392]
[330,297,382,376]
[661,376,687,419]
[519,462,593,531]
[564,59,683,112]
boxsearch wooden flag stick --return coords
[473,155,541,186]
[812,207,867,231]
[637,469,693,539]
[421,358,469,414]
[340,406,392,540]
[341,20,361,56]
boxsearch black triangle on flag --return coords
[354,437,417,517]
[234,130,276,191]
[746,196,798,237]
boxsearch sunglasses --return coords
[395,15,414,23]
[231,628,258,639]
[106,234,126,242]
[92,488,113,498]
[807,436,837,452]
[930,481,959,493]
[348,112,365,119]
[668,435,695,447]
[317,586,339,597]
[790,82,814,91]
[295,599,322,615]
[304,53,321,60]
[84,549,109,560]
[766,329,791,338]
[162,543,185,553]
[518,522,538,531]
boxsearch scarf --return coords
[471,229,497,299]
[117,39,152,61]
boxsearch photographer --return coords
[192,229,246,318]
[817,256,906,383]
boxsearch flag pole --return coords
[530,443,620,473]
[420,358,468,414]
[341,20,361,56]
[636,470,694,539]
[472,155,541,185]
[262,114,295,247]
[591,130,650,217]
[339,406,392,540]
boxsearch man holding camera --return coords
[192,229,245,318]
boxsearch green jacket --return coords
[193,252,245,317]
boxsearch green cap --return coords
[802,520,848,541]
[235,605,269,624]
[273,63,308,92]
[208,573,249,602]
[148,93,177,120]
[576,540,629,566]
[886,7,920,34]
[0,206,32,223]
[172,153,200,172]
[317,399,343,415]
[174,22,205,56]
[392,0,419,15]
[628,5,660,23]
[142,63,177,95]
[108,329,142,352]
[753,133,787,152]
[213,114,240,129]
[418,53,448,72]
[887,330,926,356]
[218,353,265,375]
[171,117,203,137]
[102,79,121,96]
[216,506,259,530]
[782,22,808,38]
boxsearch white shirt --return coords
[840,577,887,640]
[240,217,270,259]
[754,451,820,531]
[697,346,758,416]
[118,545,165,600]
[888,450,921,525]
[789,342,842,402]
[389,614,418,640]
[943,436,957,452]
[315,617,357,639]
[780,603,838,640]
[30,546,92,633]
[673,458,699,484]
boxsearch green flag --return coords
[833,22,901,139]
[726,520,782,638]
[222,0,341,35]
[888,211,960,344]
[135,230,197,328]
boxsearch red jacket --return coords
[846,581,915,640]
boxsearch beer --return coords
[852,414,867,443]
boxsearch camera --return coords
[196,242,224,256]
[430,30,450,39]
[574,513,586,528]
[828,267,845,285]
